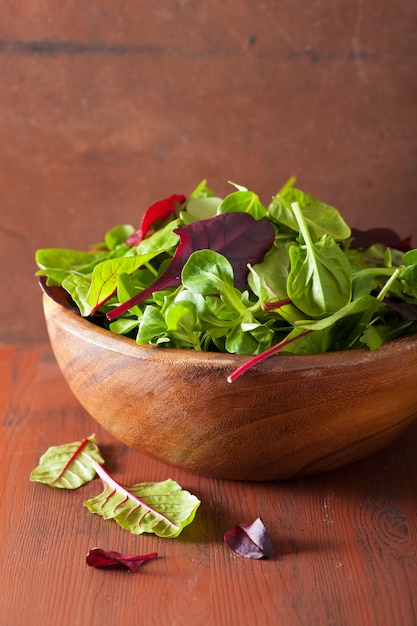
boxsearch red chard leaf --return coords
[350,227,413,252]
[38,276,77,310]
[108,212,275,321]
[126,194,186,246]
[86,547,158,572]
[383,298,417,320]
[224,517,273,559]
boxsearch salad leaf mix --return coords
[31,436,274,568]
[36,178,417,379]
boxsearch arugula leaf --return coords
[359,325,385,350]
[84,463,201,538]
[30,435,104,489]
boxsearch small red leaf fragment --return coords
[86,547,158,572]
[224,517,273,559]
[126,194,186,246]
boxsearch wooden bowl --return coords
[42,292,417,481]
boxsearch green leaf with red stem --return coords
[227,329,313,383]
[30,435,104,489]
[84,462,201,538]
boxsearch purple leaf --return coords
[38,276,76,310]
[86,547,158,572]
[224,517,273,559]
[350,227,413,252]
[383,297,417,320]
[107,212,275,321]
[126,194,186,246]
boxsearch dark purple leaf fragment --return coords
[38,276,77,310]
[107,212,275,321]
[224,517,273,559]
[350,227,413,252]
[383,298,417,320]
[86,547,158,572]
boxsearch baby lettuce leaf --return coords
[84,462,201,538]
[287,202,352,317]
[182,250,243,304]
[248,242,292,301]
[269,186,351,241]
[224,517,273,559]
[30,435,104,489]
[35,248,107,273]
[126,194,186,246]
[107,212,275,321]
[61,273,93,316]
[86,548,158,572]
[104,224,136,250]
[217,189,268,220]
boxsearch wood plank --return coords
[1,344,416,625]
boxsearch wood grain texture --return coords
[42,293,417,481]
[1,343,416,626]
[1,1,417,342]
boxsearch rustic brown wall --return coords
[1,1,416,342]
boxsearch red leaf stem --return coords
[92,461,173,525]
[227,329,313,383]
[50,436,95,485]
[261,297,292,311]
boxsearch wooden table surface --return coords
[1,343,417,626]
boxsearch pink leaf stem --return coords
[227,329,313,383]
